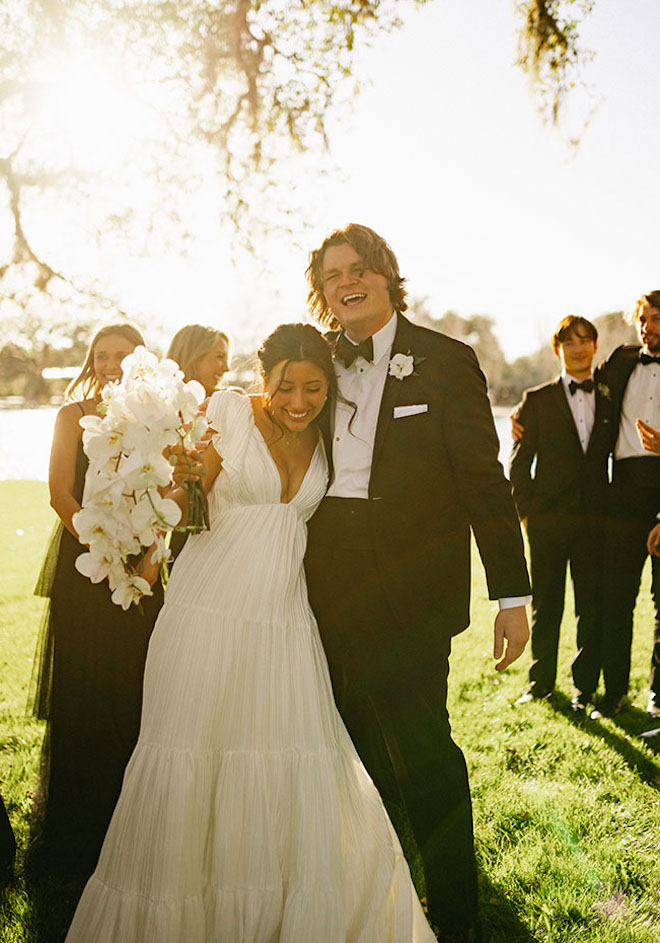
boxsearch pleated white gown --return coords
[66,391,435,943]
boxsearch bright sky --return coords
[23,0,660,360]
[313,0,660,358]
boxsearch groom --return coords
[304,223,531,942]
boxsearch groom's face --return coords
[320,243,393,342]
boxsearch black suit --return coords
[509,374,611,698]
[305,313,530,937]
[0,794,15,873]
[598,345,660,701]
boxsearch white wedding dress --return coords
[66,391,435,943]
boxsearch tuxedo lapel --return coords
[616,347,641,412]
[370,314,419,476]
[317,405,334,484]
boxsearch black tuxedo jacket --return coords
[317,313,530,638]
[597,344,660,496]
[598,345,641,450]
[509,372,612,521]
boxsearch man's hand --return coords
[510,405,524,443]
[493,606,529,671]
[636,418,660,455]
[648,522,660,556]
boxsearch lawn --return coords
[1,481,659,942]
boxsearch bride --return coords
[66,322,435,942]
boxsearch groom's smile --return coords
[321,243,392,342]
[341,292,367,306]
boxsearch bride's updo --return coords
[257,323,336,410]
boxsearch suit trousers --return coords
[525,507,604,697]
[0,794,15,871]
[305,497,478,936]
[601,459,660,699]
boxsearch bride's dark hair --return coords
[257,323,336,412]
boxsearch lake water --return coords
[0,408,59,481]
[0,407,514,481]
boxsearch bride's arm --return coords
[167,437,223,523]
[48,403,86,538]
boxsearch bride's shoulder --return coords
[206,388,251,425]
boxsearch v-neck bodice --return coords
[205,390,328,523]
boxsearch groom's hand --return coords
[493,606,529,671]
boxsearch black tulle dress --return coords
[32,427,164,872]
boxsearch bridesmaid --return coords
[166,324,230,396]
[31,323,164,874]
[165,325,231,562]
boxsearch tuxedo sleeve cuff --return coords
[498,595,532,610]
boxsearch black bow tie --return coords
[568,378,594,395]
[336,333,374,368]
[640,352,660,366]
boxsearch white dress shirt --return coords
[615,357,660,460]
[327,314,397,499]
[562,373,596,453]
[328,312,530,610]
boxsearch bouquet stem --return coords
[181,479,210,534]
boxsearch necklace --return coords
[266,406,299,447]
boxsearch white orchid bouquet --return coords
[72,346,209,609]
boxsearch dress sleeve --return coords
[205,390,253,487]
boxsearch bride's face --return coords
[266,360,329,434]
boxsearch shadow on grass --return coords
[387,799,536,942]
[549,691,660,787]
[18,844,88,943]
[478,870,536,942]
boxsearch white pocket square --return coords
[393,404,428,419]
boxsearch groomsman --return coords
[590,291,660,719]
[509,316,611,711]
[304,223,531,943]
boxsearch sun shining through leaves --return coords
[33,51,148,174]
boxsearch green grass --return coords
[1,481,659,941]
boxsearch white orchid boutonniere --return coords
[388,350,426,380]
[597,382,611,400]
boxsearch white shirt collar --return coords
[562,370,594,386]
[343,311,397,365]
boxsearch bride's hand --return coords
[135,549,161,588]
[169,444,205,487]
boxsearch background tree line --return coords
[0,302,637,406]
[0,1,594,330]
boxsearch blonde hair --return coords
[166,325,229,382]
[66,323,145,402]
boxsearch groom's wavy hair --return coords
[630,290,660,324]
[65,322,146,402]
[306,223,407,329]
